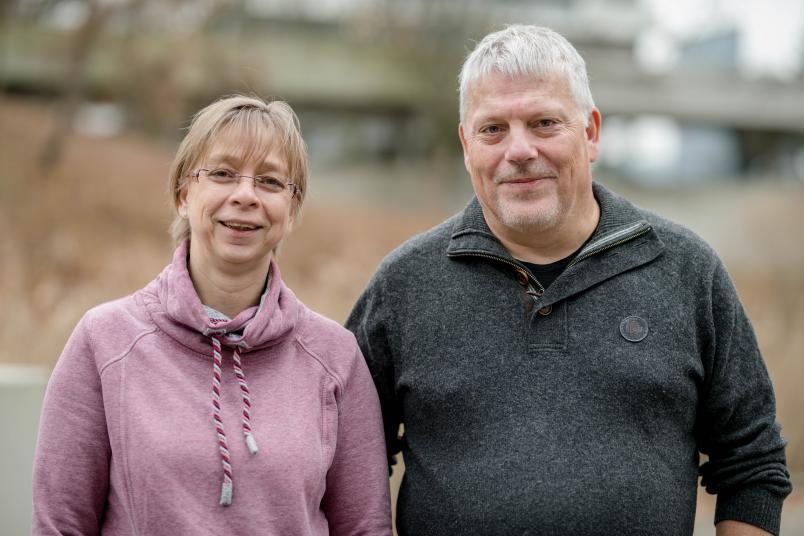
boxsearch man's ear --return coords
[586,108,602,163]
[459,123,471,172]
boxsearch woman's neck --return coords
[188,252,271,320]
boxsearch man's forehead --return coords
[469,69,570,95]
[465,73,574,115]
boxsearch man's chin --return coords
[496,202,560,233]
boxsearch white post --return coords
[0,365,49,536]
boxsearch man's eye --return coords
[209,168,237,179]
[480,125,503,134]
[535,119,557,128]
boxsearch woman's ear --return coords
[177,187,189,218]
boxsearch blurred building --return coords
[2,0,803,182]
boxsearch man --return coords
[346,25,791,535]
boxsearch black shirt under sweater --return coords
[519,255,574,289]
[518,242,586,289]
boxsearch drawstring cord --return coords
[232,347,259,455]
[211,336,259,506]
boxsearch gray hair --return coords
[458,25,595,123]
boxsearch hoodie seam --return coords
[98,327,160,376]
[294,337,345,392]
[119,355,142,535]
[295,335,346,469]
[85,313,154,535]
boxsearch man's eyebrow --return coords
[473,106,570,125]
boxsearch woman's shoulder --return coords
[292,305,364,383]
[85,287,153,327]
[74,291,158,370]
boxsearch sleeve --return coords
[320,345,393,536]
[344,276,404,474]
[696,261,792,536]
[32,312,111,535]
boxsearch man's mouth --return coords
[500,175,555,184]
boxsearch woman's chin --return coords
[211,243,273,270]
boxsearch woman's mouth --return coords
[221,221,261,231]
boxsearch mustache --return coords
[493,162,557,184]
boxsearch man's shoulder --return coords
[376,212,459,273]
[639,207,718,257]
[619,198,726,277]
[597,182,719,261]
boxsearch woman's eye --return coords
[255,176,285,190]
[210,168,236,178]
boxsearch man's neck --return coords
[490,199,600,265]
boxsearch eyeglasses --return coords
[191,168,298,198]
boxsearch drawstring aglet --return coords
[245,433,259,455]
[220,480,233,506]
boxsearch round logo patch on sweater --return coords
[620,315,649,342]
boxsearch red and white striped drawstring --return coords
[211,336,259,506]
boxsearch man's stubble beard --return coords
[491,161,563,233]
[493,189,562,233]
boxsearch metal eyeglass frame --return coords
[190,168,298,198]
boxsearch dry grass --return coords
[0,96,442,367]
[1,95,802,479]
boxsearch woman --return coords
[32,95,392,535]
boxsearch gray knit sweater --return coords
[346,182,791,535]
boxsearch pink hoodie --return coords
[32,241,392,535]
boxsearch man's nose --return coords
[504,126,538,164]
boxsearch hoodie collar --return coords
[148,239,300,355]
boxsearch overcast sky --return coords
[641,0,804,78]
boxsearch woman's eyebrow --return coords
[204,153,240,166]
[206,152,287,173]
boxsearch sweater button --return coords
[515,269,529,286]
[537,305,553,316]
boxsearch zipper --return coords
[447,250,546,293]
[447,220,652,292]
[567,222,652,269]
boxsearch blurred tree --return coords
[38,0,117,171]
[348,0,487,189]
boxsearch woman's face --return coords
[178,130,296,275]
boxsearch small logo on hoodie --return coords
[620,315,648,342]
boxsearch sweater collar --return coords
[446,182,665,305]
[447,181,653,260]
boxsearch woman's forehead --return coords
[203,127,287,170]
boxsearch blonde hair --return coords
[168,95,309,245]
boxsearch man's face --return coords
[459,72,600,237]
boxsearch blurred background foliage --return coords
[1,0,803,532]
